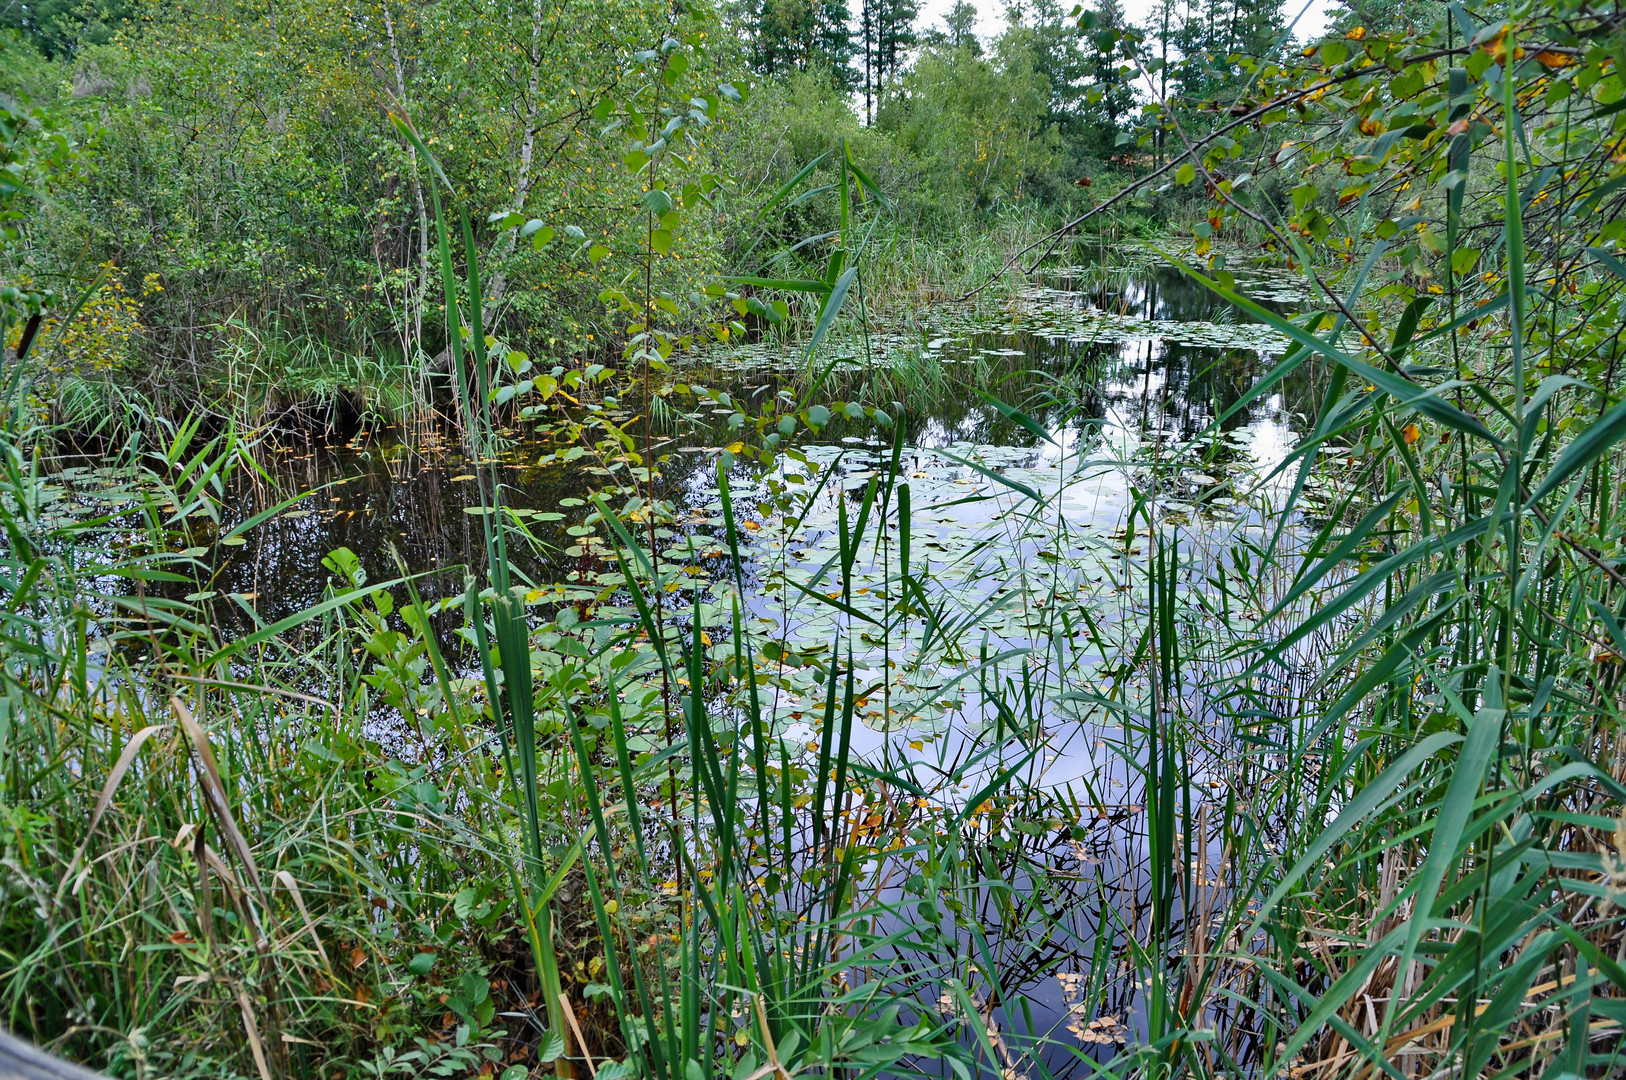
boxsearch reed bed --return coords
[5,53,1626,1080]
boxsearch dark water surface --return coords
[210,263,1312,626]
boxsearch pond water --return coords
[201,256,1316,1072]
[212,261,1314,620]
[201,260,1316,762]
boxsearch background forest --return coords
[0,0,1288,424]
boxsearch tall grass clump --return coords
[423,11,1626,1078]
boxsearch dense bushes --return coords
[0,0,1160,414]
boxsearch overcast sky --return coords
[913,0,1334,49]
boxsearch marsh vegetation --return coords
[4,1,1626,1078]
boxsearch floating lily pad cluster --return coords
[694,253,1306,381]
[504,423,1297,771]
[1002,289,1292,353]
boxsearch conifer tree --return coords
[943,2,978,49]
[737,0,859,89]
[860,0,917,121]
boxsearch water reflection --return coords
[188,259,1310,1074]
[207,262,1314,627]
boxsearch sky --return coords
[914,0,1334,49]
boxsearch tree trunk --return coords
[381,0,429,390]
[487,0,547,312]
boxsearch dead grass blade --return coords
[171,695,268,908]
[55,722,172,903]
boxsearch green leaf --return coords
[1527,392,1626,507]
[723,275,831,295]
[842,145,889,207]
[642,189,673,217]
[802,264,857,369]
[977,392,1055,445]
[1381,700,1504,1045]
[651,230,672,255]
[807,405,831,428]
[537,1031,566,1064]
[1588,245,1626,282]
[936,449,1045,504]
[321,546,364,588]
[756,149,831,219]
[1390,296,1433,359]
[1175,162,1195,185]
[1166,253,1501,445]
[408,951,436,976]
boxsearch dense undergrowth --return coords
[0,0,1186,434]
[7,0,1626,1078]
